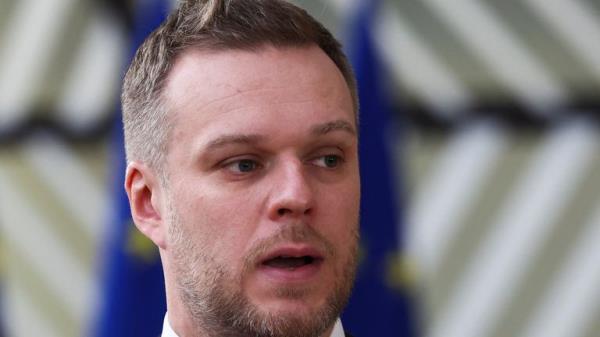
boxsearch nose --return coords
[267,159,314,220]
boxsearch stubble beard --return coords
[169,210,359,337]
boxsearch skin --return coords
[125,45,360,337]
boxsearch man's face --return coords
[162,45,360,337]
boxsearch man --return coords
[122,1,360,336]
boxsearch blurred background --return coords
[1,0,599,337]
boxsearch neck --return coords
[162,254,204,337]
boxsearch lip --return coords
[260,244,324,263]
[257,244,325,282]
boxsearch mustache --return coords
[243,223,335,269]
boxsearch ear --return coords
[124,161,167,249]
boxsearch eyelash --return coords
[219,150,345,176]
[221,157,263,175]
[311,154,345,168]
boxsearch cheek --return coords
[173,182,264,259]
[316,184,360,242]
[319,174,360,214]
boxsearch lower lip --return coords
[258,260,323,282]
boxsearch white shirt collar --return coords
[330,318,346,337]
[162,313,346,337]
[162,313,178,337]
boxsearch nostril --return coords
[276,207,311,217]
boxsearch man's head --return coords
[122,0,358,172]
[123,1,360,337]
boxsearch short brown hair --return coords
[122,0,357,170]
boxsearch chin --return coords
[270,296,325,314]
[244,283,335,320]
[252,272,332,300]
[243,296,336,337]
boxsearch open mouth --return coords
[262,255,320,269]
[259,244,325,273]
[257,247,325,281]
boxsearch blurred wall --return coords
[0,0,125,336]
[378,2,600,337]
[1,1,599,337]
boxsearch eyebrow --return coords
[310,120,357,136]
[204,134,265,152]
[202,120,356,153]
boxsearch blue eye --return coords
[314,155,342,168]
[226,159,259,173]
[323,155,340,168]
[236,159,257,172]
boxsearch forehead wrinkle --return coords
[165,47,350,113]
[169,86,312,123]
[183,83,334,113]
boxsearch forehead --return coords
[163,45,354,122]
[160,46,356,161]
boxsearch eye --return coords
[224,158,261,174]
[312,154,344,168]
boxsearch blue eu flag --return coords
[94,1,170,337]
[341,1,419,337]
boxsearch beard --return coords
[168,210,358,337]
